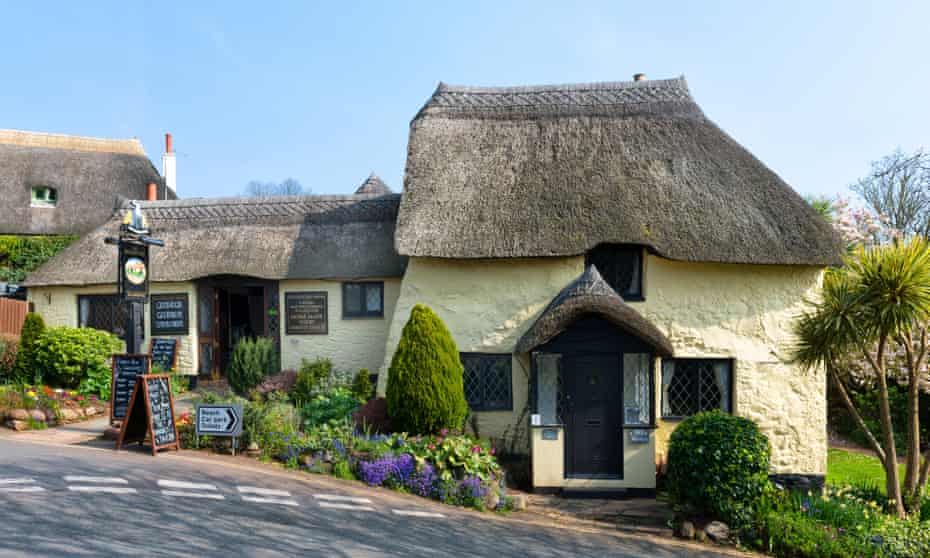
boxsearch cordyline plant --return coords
[793,237,930,517]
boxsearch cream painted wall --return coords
[27,282,199,375]
[379,253,827,479]
[280,278,401,376]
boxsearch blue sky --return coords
[1,1,927,199]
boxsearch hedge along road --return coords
[0,438,747,558]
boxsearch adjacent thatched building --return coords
[0,129,171,236]
[25,75,840,493]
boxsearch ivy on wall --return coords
[0,235,78,283]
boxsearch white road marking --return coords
[67,486,137,494]
[161,490,225,500]
[157,480,217,491]
[0,478,36,485]
[241,496,299,506]
[237,486,291,497]
[0,486,45,493]
[317,502,375,512]
[63,476,128,484]
[391,510,446,518]
[313,494,372,504]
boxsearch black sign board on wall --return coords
[150,293,189,335]
[110,354,150,423]
[115,374,179,455]
[285,291,328,334]
[149,338,179,373]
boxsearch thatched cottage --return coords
[0,129,173,236]
[24,76,841,492]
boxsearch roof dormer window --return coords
[586,244,644,300]
[31,186,57,208]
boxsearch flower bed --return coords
[0,385,106,430]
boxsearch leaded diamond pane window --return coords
[585,244,643,300]
[461,353,513,411]
[78,294,140,340]
[342,282,383,318]
[661,359,732,418]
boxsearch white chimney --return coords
[162,133,176,197]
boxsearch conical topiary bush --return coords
[386,304,467,435]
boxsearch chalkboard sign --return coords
[149,338,179,373]
[150,293,189,335]
[110,354,150,423]
[115,374,180,456]
[285,291,328,334]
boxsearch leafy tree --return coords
[386,304,467,434]
[794,237,930,517]
[852,148,930,237]
[244,178,307,197]
[227,337,278,395]
[13,313,45,383]
[806,195,834,223]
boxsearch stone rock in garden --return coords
[485,489,500,510]
[704,521,730,543]
[510,494,528,511]
[60,408,80,422]
[84,406,99,416]
[29,410,46,422]
[7,420,28,431]
[8,409,29,421]
[43,409,57,422]
[677,520,695,540]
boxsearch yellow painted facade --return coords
[379,253,826,488]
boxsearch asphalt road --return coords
[0,438,742,557]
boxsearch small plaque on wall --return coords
[150,293,189,335]
[285,292,328,335]
[629,430,650,444]
[542,428,559,441]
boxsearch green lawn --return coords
[827,447,903,491]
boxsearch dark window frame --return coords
[585,245,644,301]
[461,352,513,412]
[341,281,385,318]
[77,294,143,340]
[660,358,734,420]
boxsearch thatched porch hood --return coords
[0,129,171,236]
[23,193,407,287]
[396,76,842,265]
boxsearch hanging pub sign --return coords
[118,241,149,301]
[150,293,189,335]
[115,374,180,456]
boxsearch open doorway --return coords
[197,276,280,380]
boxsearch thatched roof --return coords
[354,173,393,195]
[516,266,673,356]
[397,77,842,265]
[23,194,406,287]
[0,129,171,236]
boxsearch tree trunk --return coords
[902,337,921,503]
[829,365,885,463]
[866,337,906,517]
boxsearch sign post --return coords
[195,404,243,455]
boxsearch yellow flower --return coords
[26,390,36,398]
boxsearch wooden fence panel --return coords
[0,298,28,336]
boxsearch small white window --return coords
[31,186,58,207]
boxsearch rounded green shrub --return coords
[227,337,278,395]
[352,368,374,401]
[291,357,333,404]
[666,410,771,528]
[386,304,467,435]
[0,334,19,381]
[34,326,122,389]
[14,313,45,383]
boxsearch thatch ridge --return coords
[398,76,843,265]
[354,173,393,195]
[516,266,673,356]
[0,129,146,155]
[24,194,406,287]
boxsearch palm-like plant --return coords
[794,237,930,517]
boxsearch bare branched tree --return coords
[244,177,307,197]
[852,148,930,236]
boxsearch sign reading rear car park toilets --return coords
[195,404,243,437]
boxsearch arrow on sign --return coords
[195,405,243,437]
[226,408,238,433]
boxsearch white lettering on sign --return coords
[196,405,242,436]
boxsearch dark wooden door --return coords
[197,282,220,379]
[564,354,622,478]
